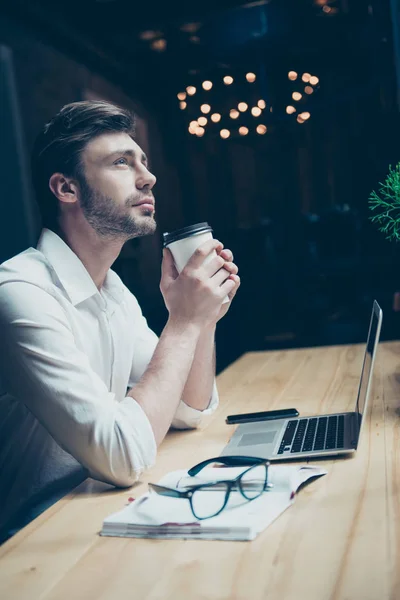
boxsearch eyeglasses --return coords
[148,455,272,520]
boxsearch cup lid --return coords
[162,222,212,246]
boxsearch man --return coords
[0,101,240,542]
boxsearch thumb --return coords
[161,248,179,283]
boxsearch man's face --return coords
[77,132,157,239]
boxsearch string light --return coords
[239,126,249,136]
[198,116,208,126]
[179,102,187,110]
[302,73,311,83]
[246,72,256,82]
[238,102,248,112]
[230,109,239,119]
[256,124,267,135]
[195,127,205,137]
[309,76,319,85]
[286,105,296,114]
[292,92,302,101]
[251,107,262,117]
[288,71,298,81]
[211,113,221,123]
[297,115,305,123]
[220,129,230,139]
[186,86,196,96]
[223,76,234,85]
[202,80,213,91]
[200,104,211,114]
[257,100,266,109]
[300,112,311,120]
[151,39,167,51]
[177,92,186,101]
[304,86,314,94]
[323,5,332,13]
[188,125,197,134]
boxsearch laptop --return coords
[221,300,383,461]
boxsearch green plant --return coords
[369,163,400,241]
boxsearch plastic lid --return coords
[162,222,212,246]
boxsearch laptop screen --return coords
[355,301,382,420]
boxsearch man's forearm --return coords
[181,324,216,411]
[127,319,201,445]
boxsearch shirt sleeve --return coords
[0,281,156,488]
[126,293,219,430]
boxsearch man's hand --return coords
[215,247,240,322]
[160,239,239,329]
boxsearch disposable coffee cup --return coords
[162,222,230,304]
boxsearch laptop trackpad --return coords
[238,430,277,447]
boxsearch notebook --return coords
[100,464,326,541]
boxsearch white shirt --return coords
[0,229,218,536]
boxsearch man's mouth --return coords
[133,197,154,207]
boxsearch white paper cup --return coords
[163,222,230,304]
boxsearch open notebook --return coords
[100,464,326,541]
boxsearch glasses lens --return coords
[190,482,230,520]
[238,464,268,500]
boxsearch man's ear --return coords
[49,173,78,205]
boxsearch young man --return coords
[0,101,240,541]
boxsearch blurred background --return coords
[1,0,400,373]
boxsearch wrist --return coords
[165,316,203,340]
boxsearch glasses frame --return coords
[148,455,271,520]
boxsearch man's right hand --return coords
[160,239,237,329]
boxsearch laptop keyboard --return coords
[277,415,345,454]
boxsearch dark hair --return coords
[31,100,136,230]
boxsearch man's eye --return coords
[114,157,128,165]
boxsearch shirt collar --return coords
[37,228,125,307]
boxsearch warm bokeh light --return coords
[200,104,211,114]
[246,72,256,82]
[139,30,161,41]
[256,124,267,135]
[202,80,213,91]
[179,102,187,110]
[177,92,186,101]
[288,71,298,81]
[310,76,319,86]
[302,73,311,83]
[190,120,198,128]
[300,112,311,120]
[304,86,314,94]
[223,76,234,85]
[257,99,266,109]
[286,105,296,114]
[238,102,248,112]
[239,126,249,136]
[230,109,239,119]
[198,116,208,126]
[151,39,167,51]
[195,127,205,137]
[251,107,262,117]
[323,5,332,13]
[220,129,230,139]
[297,115,305,123]
[186,86,196,96]
[188,125,197,134]
[292,92,302,101]
[211,113,221,123]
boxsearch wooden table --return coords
[1,341,400,600]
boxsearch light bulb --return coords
[211,113,221,123]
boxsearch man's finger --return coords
[184,239,223,270]
[161,248,179,282]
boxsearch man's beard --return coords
[78,175,156,240]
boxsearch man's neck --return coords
[57,216,125,290]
